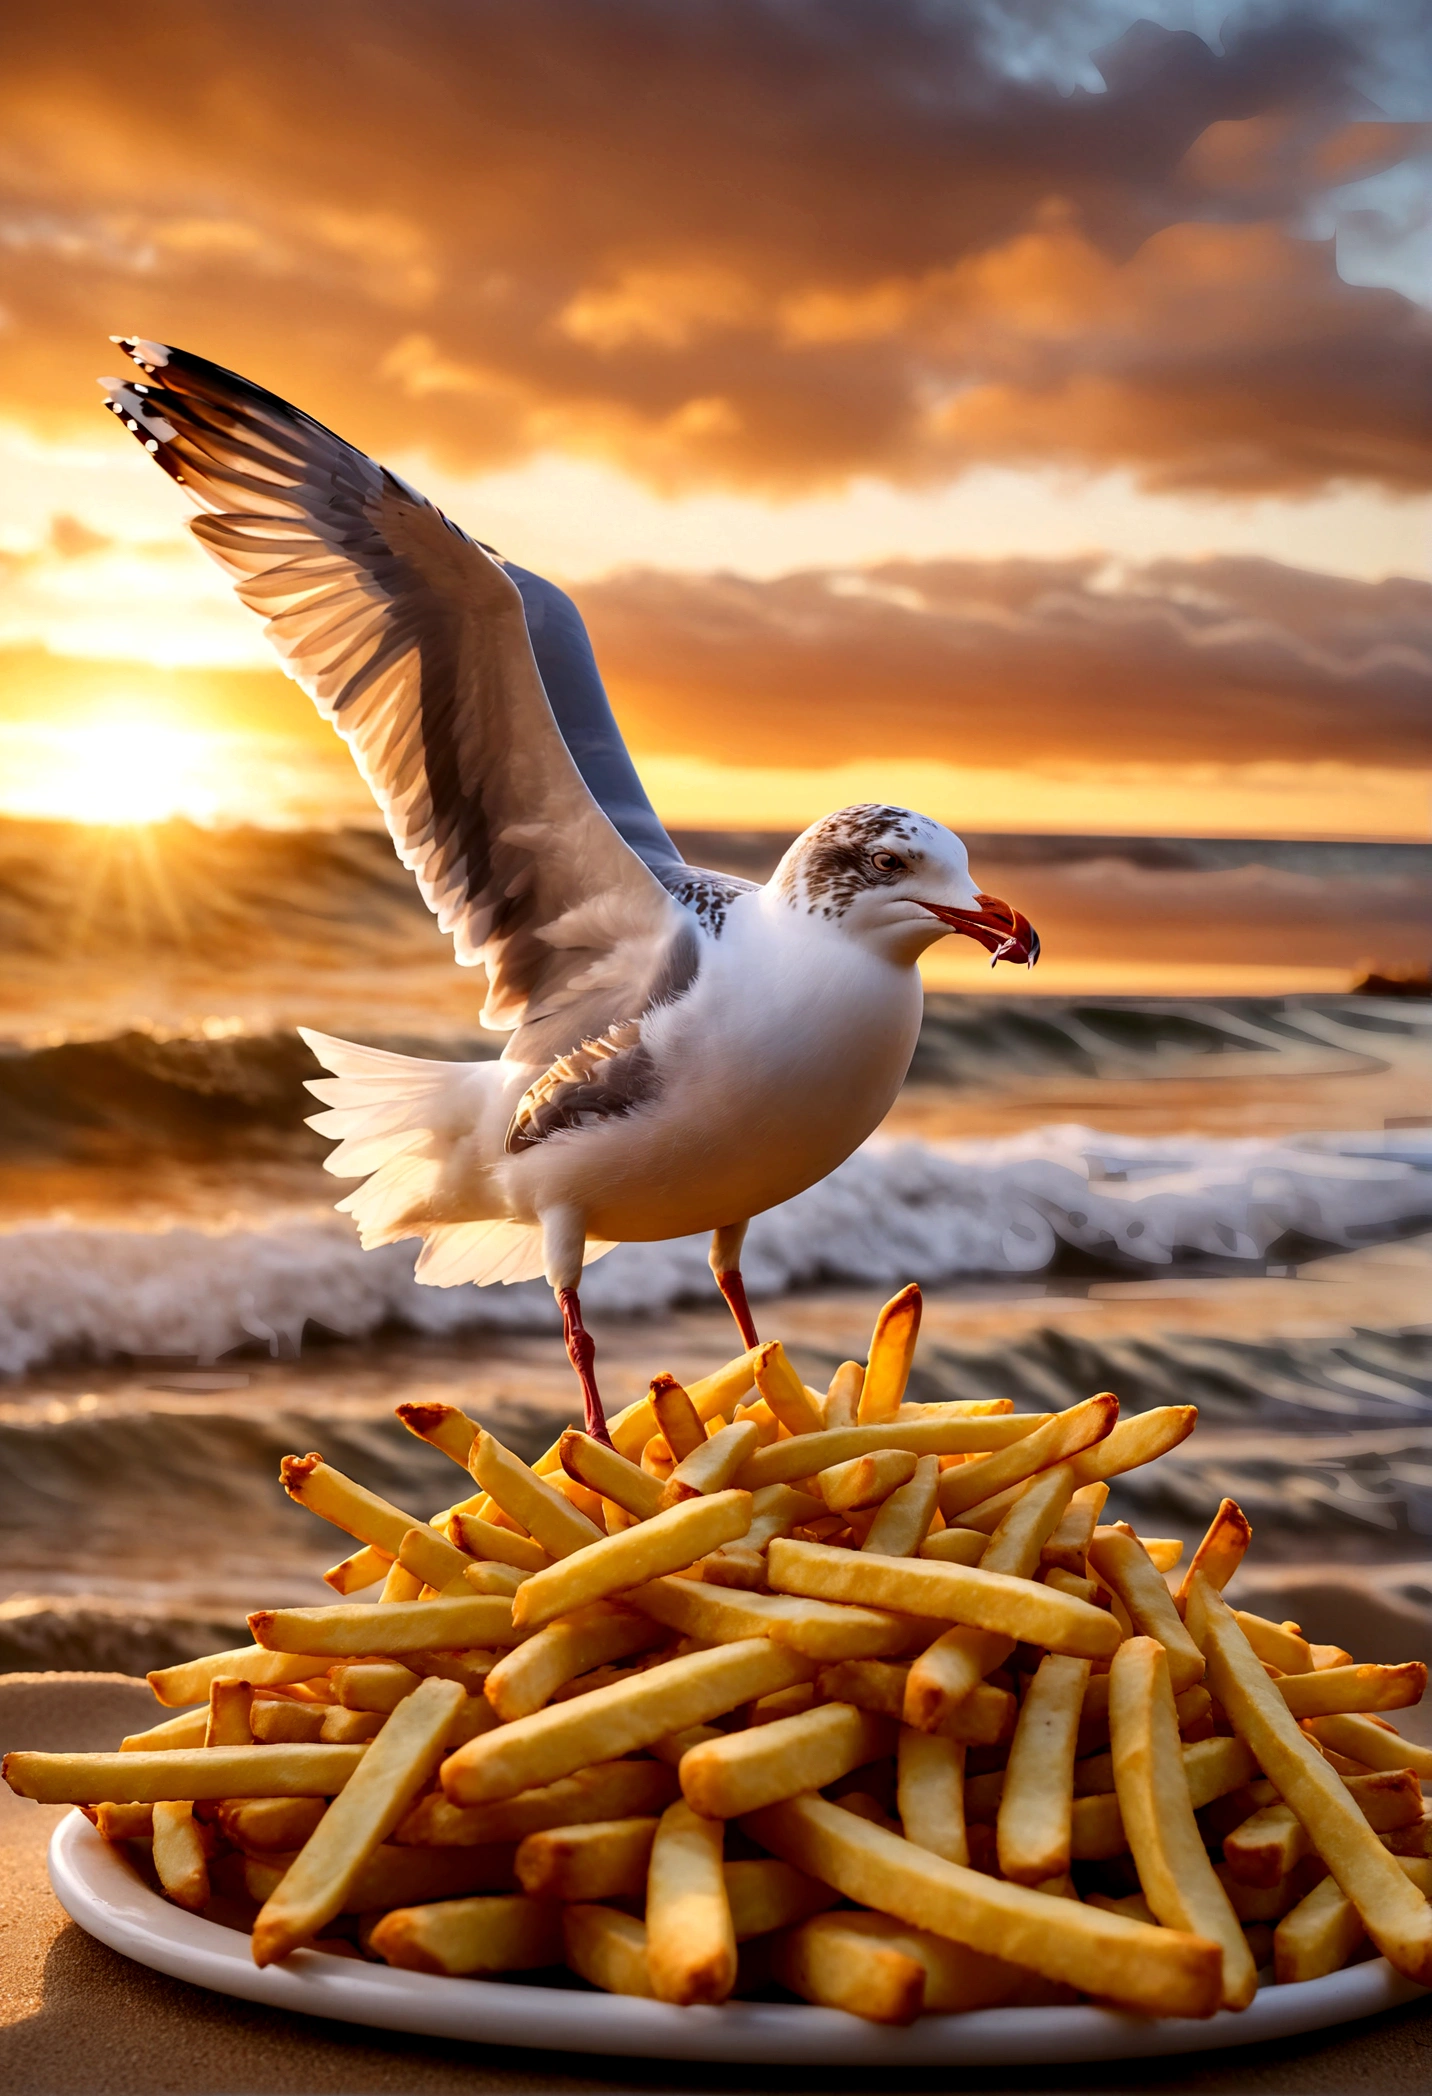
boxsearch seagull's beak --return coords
[920,892,1040,970]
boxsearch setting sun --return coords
[0,717,225,825]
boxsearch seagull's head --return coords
[773,805,1039,971]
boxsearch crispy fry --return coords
[205,1677,253,1748]
[650,1373,707,1461]
[150,1800,210,1912]
[824,1361,864,1430]
[396,1523,476,1591]
[661,1420,762,1506]
[395,1400,479,1470]
[246,1838,516,1911]
[938,1394,1118,1522]
[251,1698,325,1744]
[511,1491,752,1632]
[681,1704,896,1819]
[121,1709,210,1752]
[735,1414,1047,1492]
[631,1573,910,1660]
[3,1744,367,1804]
[459,1561,523,1597]
[249,1596,519,1657]
[515,1814,658,1900]
[1274,1858,1432,1984]
[370,1892,561,1975]
[979,1462,1078,1577]
[400,1758,678,1845]
[320,1707,386,1743]
[1312,1642,1355,1671]
[861,1455,939,1556]
[955,1406,1198,1535]
[1108,1637,1256,2009]
[279,1457,468,1589]
[561,1903,656,1997]
[1066,1735,1258,1860]
[324,1542,393,1595]
[1277,1663,1426,1718]
[650,1724,723,1767]
[472,1430,604,1558]
[916,1526,989,1566]
[450,1514,552,1574]
[897,1727,967,1866]
[1232,1610,1314,1675]
[1041,1482,1109,1574]
[858,1285,922,1423]
[769,1539,1121,1659]
[997,1654,1090,1887]
[484,1604,667,1721]
[147,1645,327,1710]
[743,1793,1222,2016]
[1045,1568,1098,1605]
[817,1449,919,1513]
[1223,1769,1425,1887]
[1174,1498,1252,1610]
[442,1638,815,1806]
[723,1856,835,1938]
[1302,1712,1432,1778]
[772,1912,926,2023]
[645,1799,737,2004]
[752,1342,823,1437]
[1087,1527,1206,1693]
[596,1350,762,1468]
[380,1561,424,1603]
[1187,1575,1432,1985]
[1384,1811,1432,1859]
[218,1796,328,1853]
[251,1676,466,1964]
[1076,1675,1210,1759]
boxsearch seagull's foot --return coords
[714,1268,760,1351]
[558,1286,612,1447]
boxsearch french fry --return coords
[680,1704,896,1819]
[743,1793,1222,2016]
[817,1449,919,1513]
[1384,1811,1432,1859]
[858,1284,922,1423]
[650,1724,723,1766]
[752,1342,823,1438]
[772,1912,926,2023]
[510,1491,752,1632]
[218,1796,328,1853]
[1232,1610,1313,1675]
[1045,1568,1098,1605]
[320,1707,386,1744]
[150,1800,210,1911]
[938,1394,1118,1522]
[646,1799,737,2004]
[279,1456,466,1584]
[205,1677,253,1748]
[1277,1663,1426,1719]
[442,1639,816,1806]
[703,1484,824,1587]
[396,1523,477,1592]
[916,1527,989,1566]
[395,1400,480,1469]
[723,1856,835,1938]
[1187,1575,1432,1985]
[954,1406,1198,1535]
[380,1561,424,1603]
[897,1727,967,1866]
[1087,1527,1206,1693]
[121,1709,210,1752]
[817,1659,909,1719]
[251,1676,466,1963]
[562,1903,656,1997]
[1302,1712,1432,1778]
[1076,1675,1210,1759]
[324,1542,393,1595]
[790,1908,1026,2020]
[769,1539,1121,1659]
[459,1562,523,1597]
[1223,1769,1425,1886]
[251,1698,326,1744]
[1312,1642,1355,1671]
[662,1420,762,1506]
[1067,1735,1259,1860]
[370,1892,561,1975]
[650,1373,707,1461]
[595,1349,762,1468]
[147,1645,328,1710]
[484,1603,668,1721]
[1041,1483,1109,1574]
[472,1429,604,1558]
[824,1361,864,1429]
[2,1744,367,1804]
[1108,1636,1256,2010]
[515,1814,658,1900]
[450,1514,552,1574]
[1174,1498,1252,1610]
[979,1462,1078,1578]
[632,1573,910,1661]
[1274,1858,1432,1984]
[735,1414,1047,1492]
[861,1455,939,1556]
[94,1801,155,1841]
[249,1596,519,1657]
[400,1758,678,1845]
[997,1654,1090,1887]
[246,1838,516,1912]
[556,1427,664,1521]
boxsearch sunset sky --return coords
[1,0,1429,837]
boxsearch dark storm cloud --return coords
[0,1,1429,490]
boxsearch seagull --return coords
[99,338,1038,1443]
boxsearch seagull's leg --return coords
[542,1206,612,1446]
[709,1221,759,1350]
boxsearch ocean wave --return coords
[3,1126,1430,1374]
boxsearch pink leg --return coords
[715,1268,760,1351]
[558,1286,612,1446]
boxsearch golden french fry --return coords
[562,1903,656,1997]
[515,1814,658,1900]
[324,1542,393,1595]
[248,1596,519,1657]
[370,1892,561,1975]
[1187,1575,1432,1985]
[252,1676,466,1964]
[723,1856,835,1939]
[472,1429,604,1558]
[1174,1498,1251,1610]
[1312,1642,1355,1671]
[772,1912,926,2023]
[955,1406,1198,1534]
[218,1796,328,1853]
[662,1420,761,1506]
[280,1456,466,1587]
[1045,1568,1098,1605]
[3,1744,367,1804]
[824,1361,864,1430]
[396,1523,476,1591]
[1384,1812,1432,1859]
[1069,1734,1259,1861]
[1274,1857,1432,1984]
[861,1455,940,1556]
[1223,1768,1425,1887]
[645,1799,737,2004]
[817,1449,919,1513]
[380,1561,424,1603]
[460,1561,523,1596]
[743,1793,1222,2017]
[916,1527,988,1566]
[997,1653,1090,1888]
[121,1709,210,1752]
[395,1400,479,1469]
[768,1538,1121,1659]
[442,1638,815,1806]
[938,1394,1118,1522]
[205,1677,253,1748]
[858,1284,922,1423]
[680,1704,896,1819]
[246,1838,516,1913]
[736,1414,1047,1493]
[752,1342,823,1437]
[704,1483,824,1582]
[594,1350,762,1469]
[320,1707,386,1744]
[1278,1663,1426,1718]
[558,1428,666,1520]
[632,1573,909,1661]
[1087,1527,1206,1693]
[1229,1609,1313,1674]
[251,1698,326,1744]
[650,1724,723,1766]
[151,1800,210,1912]
[1302,1712,1432,1778]
[1108,1636,1256,2010]
[484,1603,667,1721]
[902,1626,1011,1733]
[147,1645,327,1710]
[511,1491,752,1632]
[782,1907,1024,2021]
[816,1659,907,1719]
[897,1727,967,1866]
[650,1373,707,1461]
[1041,1482,1109,1574]
[450,1514,551,1574]
[400,1758,678,1845]
[979,1462,1078,1577]
[94,1802,154,1840]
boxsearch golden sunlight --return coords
[0,716,226,825]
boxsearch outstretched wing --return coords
[100,338,693,1059]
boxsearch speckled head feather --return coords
[775,805,943,919]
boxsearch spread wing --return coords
[100,338,694,1062]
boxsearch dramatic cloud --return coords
[1,1,1429,493]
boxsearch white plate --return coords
[49,1812,1428,2067]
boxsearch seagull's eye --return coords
[870,850,905,876]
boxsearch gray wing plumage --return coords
[100,338,696,1071]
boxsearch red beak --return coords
[921,892,1040,969]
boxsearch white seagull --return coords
[100,338,1038,1441]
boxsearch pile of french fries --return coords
[7,1282,1431,2025]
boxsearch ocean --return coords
[2,816,1429,1718]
